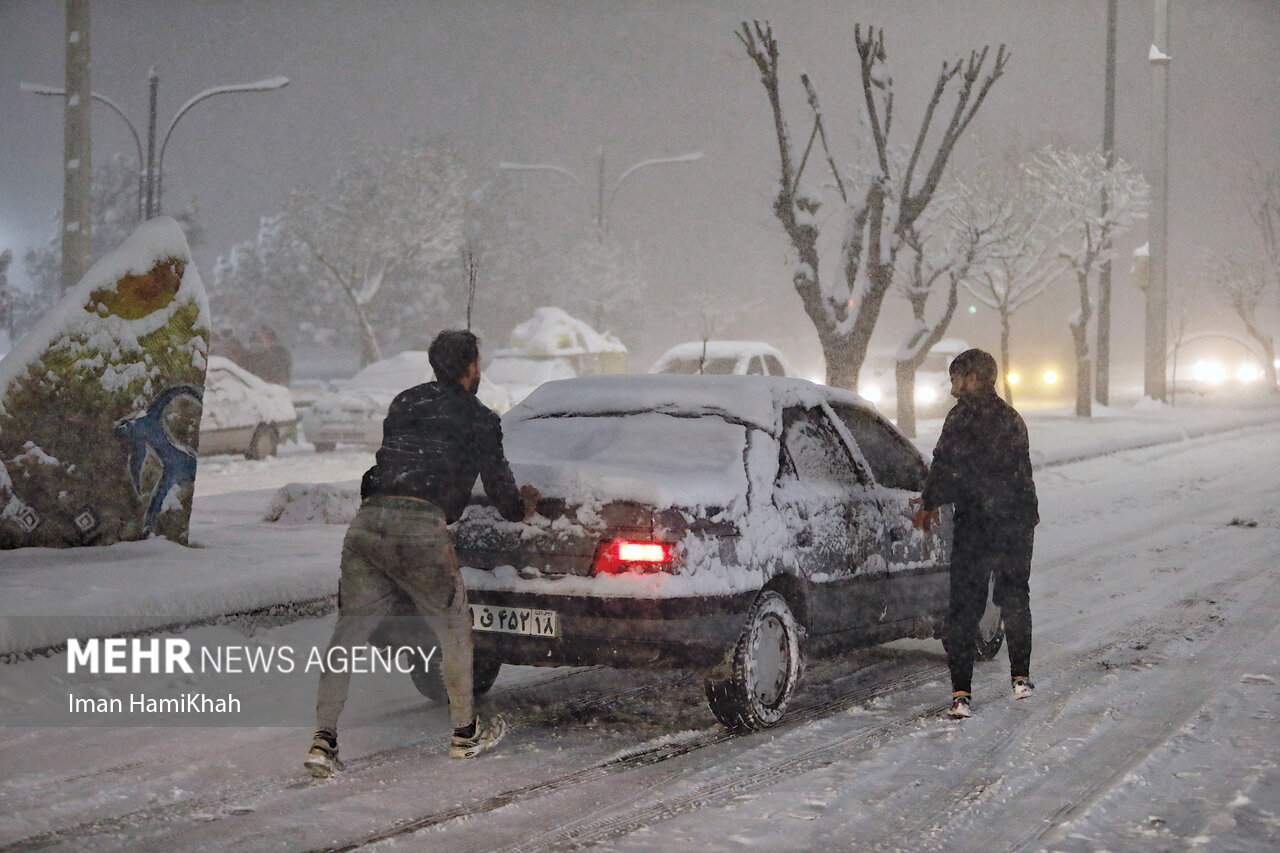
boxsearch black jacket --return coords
[921,389,1039,528]
[360,380,525,523]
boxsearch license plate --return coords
[470,604,559,638]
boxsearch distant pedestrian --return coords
[244,326,292,386]
[305,330,540,776]
[912,348,1039,719]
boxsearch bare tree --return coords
[286,141,467,365]
[960,167,1070,403]
[1248,163,1280,298]
[891,179,1006,437]
[461,238,479,332]
[1024,146,1147,416]
[737,21,1007,390]
[1195,250,1277,391]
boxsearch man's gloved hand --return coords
[519,485,541,520]
[909,497,940,534]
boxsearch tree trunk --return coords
[1240,315,1278,391]
[1071,320,1092,417]
[1000,309,1013,404]
[895,362,918,439]
[1072,270,1093,417]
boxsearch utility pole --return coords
[1146,0,1171,401]
[61,0,92,294]
[1096,0,1117,406]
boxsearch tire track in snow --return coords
[457,571,1272,852]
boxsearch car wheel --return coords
[704,590,803,731]
[312,441,336,453]
[246,425,278,460]
[409,647,502,703]
[974,574,1005,661]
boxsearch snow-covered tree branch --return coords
[1024,146,1148,416]
[738,20,1007,391]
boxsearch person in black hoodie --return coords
[912,348,1039,719]
[305,330,539,776]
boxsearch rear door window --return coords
[778,407,867,490]
[830,404,927,491]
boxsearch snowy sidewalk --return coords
[1,392,1277,659]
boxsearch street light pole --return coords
[61,0,92,294]
[153,75,290,215]
[500,146,703,237]
[145,68,159,219]
[21,82,146,221]
[22,70,288,224]
[1146,0,1172,401]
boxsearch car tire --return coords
[704,590,804,731]
[246,425,278,460]
[312,441,336,453]
[974,574,1005,661]
[409,648,502,703]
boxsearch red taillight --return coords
[592,539,675,575]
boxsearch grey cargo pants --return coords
[315,495,475,732]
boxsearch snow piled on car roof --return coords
[506,373,869,435]
[497,306,626,357]
[651,339,785,365]
[201,355,295,431]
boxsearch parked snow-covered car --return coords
[380,374,1002,730]
[198,355,297,459]
[301,351,511,452]
[648,340,800,379]
[858,338,970,419]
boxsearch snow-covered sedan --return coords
[198,355,297,459]
[435,374,1002,730]
[301,351,511,452]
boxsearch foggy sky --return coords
[2,1,1277,378]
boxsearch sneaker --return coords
[947,693,972,719]
[450,715,507,759]
[1012,677,1035,700]
[304,729,344,778]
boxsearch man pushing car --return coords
[913,348,1039,719]
[305,329,540,776]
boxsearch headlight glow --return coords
[916,386,938,404]
[1237,364,1260,383]
[861,385,882,403]
[1007,372,1021,386]
[1192,360,1226,385]
[1042,370,1060,386]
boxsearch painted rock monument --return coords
[0,217,210,548]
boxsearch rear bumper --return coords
[468,587,756,670]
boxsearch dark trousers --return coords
[943,522,1034,695]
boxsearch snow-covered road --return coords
[2,423,1279,852]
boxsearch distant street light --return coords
[501,146,702,236]
[22,70,288,221]
[21,82,146,220]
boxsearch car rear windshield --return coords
[505,411,750,507]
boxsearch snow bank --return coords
[263,482,358,524]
